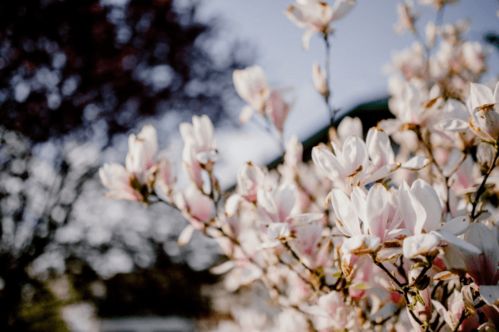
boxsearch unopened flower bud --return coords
[312,63,329,97]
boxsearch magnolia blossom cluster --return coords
[99,1,499,331]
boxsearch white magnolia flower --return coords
[233,66,290,132]
[125,125,158,183]
[99,163,143,201]
[312,136,368,190]
[99,125,160,201]
[257,183,296,224]
[286,0,356,49]
[153,159,175,201]
[180,115,217,165]
[466,82,499,142]
[175,184,215,227]
[233,65,270,116]
[237,162,265,203]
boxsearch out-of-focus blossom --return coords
[180,115,217,189]
[180,115,217,165]
[233,66,270,116]
[233,66,290,132]
[394,1,417,34]
[308,291,354,330]
[265,90,290,133]
[175,184,216,227]
[237,162,265,203]
[286,0,356,49]
[154,159,175,202]
[99,163,143,201]
[100,125,161,202]
[258,183,296,224]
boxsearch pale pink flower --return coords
[233,65,270,116]
[176,185,215,227]
[265,90,290,133]
[394,1,417,34]
[180,115,217,165]
[153,159,175,202]
[286,0,356,49]
[462,223,499,286]
[125,125,158,184]
[237,162,265,203]
[99,163,143,201]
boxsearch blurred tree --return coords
[0,0,247,329]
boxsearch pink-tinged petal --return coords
[265,90,290,133]
[365,184,389,239]
[274,184,296,222]
[330,189,360,236]
[411,179,442,232]
[237,162,264,202]
[183,185,215,223]
[312,145,343,179]
[463,223,499,285]
[397,182,427,234]
[233,66,269,111]
[366,127,394,168]
[99,163,141,201]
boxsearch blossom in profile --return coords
[233,66,290,133]
[180,115,217,188]
[233,65,270,117]
[99,125,160,202]
[99,163,143,201]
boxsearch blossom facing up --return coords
[286,0,356,49]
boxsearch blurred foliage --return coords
[0,0,246,142]
[0,0,247,330]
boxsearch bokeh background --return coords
[0,0,497,330]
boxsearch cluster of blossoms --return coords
[100,0,498,330]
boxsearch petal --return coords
[401,155,430,170]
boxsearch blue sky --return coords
[193,0,498,185]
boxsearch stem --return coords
[322,33,336,126]
[470,143,499,219]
